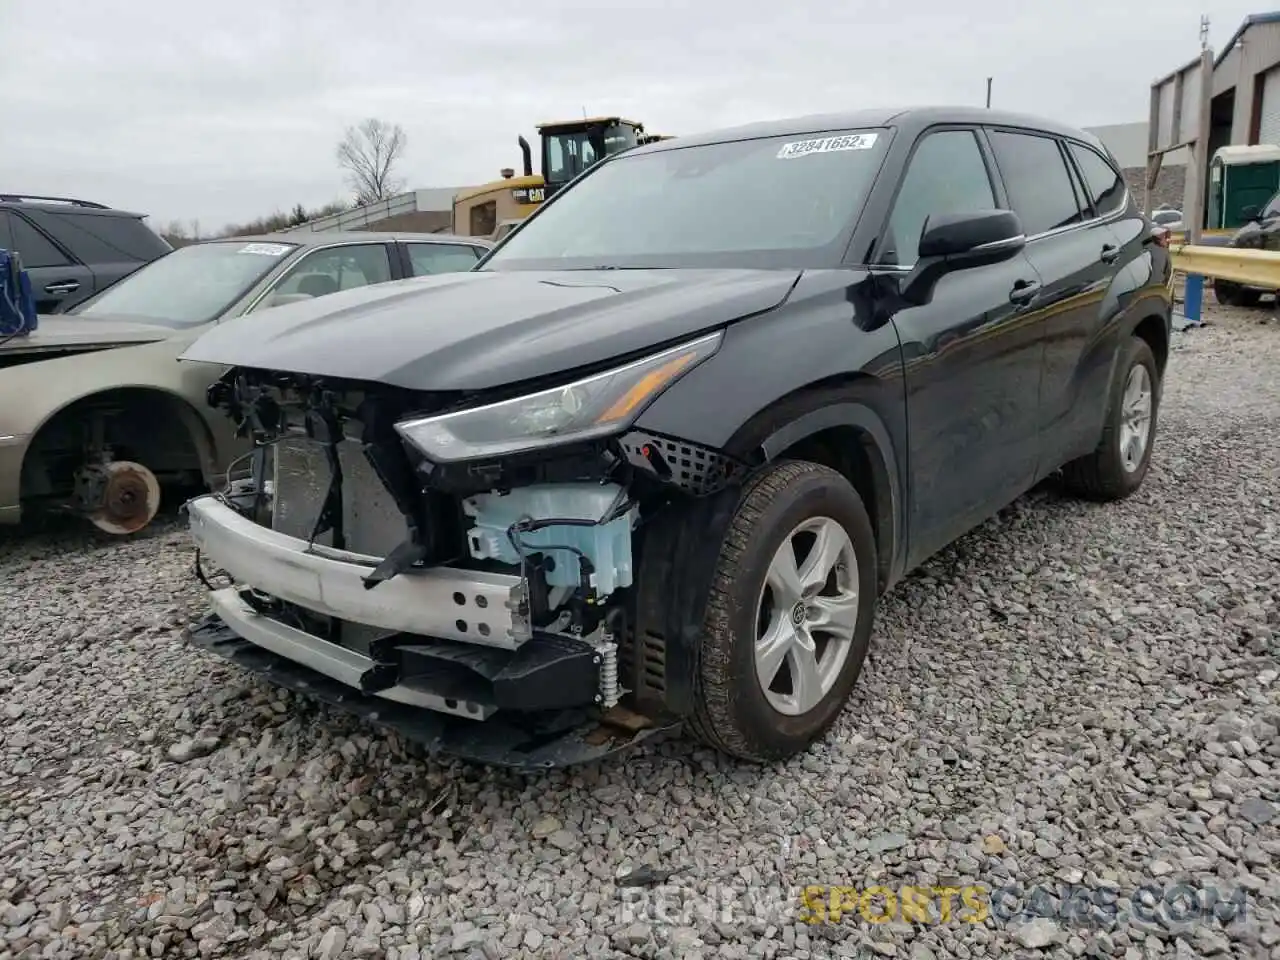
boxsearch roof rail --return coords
[0,194,110,209]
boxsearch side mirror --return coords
[1242,205,1261,222]
[900,209,1025,307]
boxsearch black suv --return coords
[0,194,171,312]
[178,106,1173,767]
[1215,189,1280,307]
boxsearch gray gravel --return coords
[2,301,1278,960]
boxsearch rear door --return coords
[982,128,1126,471]
[399,240,487,276]
[0,211,96,312]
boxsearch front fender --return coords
[635,270,905,450]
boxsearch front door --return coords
[874,126,1049,568]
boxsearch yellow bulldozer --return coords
[452,117,671,240]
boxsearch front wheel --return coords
[688,460,878,762]
[1060,336,1161,501]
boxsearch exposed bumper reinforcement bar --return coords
[185,612,680,770]
[187,494,531,649]
[208,586,496,720]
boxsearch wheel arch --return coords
[21,385,220,500]
[1131,311,1169,380]
[721,375,905,594]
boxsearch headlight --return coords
[394,330,723,461]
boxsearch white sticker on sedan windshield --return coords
[237,243,292,256]
[776,133,879,159]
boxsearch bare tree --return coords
[336,118,408,205]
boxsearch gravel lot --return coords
[2,302,1278,960]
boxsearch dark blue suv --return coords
[0,194,171,313]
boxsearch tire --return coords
[1060,336,1161,501]
[1214,279,1264,308]
[687,460,878,762]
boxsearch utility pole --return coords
[985,78,992,108]
[1199,14,1210,49]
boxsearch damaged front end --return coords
[183,332,748,768]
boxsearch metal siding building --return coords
[1084,121,1187,169]
[1136,13,1280,224]
[1213,13,1280,145]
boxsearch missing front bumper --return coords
[185,612,679,769]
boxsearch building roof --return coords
[1212,143,1280,165]
[1216,11,1280,68]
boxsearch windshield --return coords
[543,122,641,186]
[74,240,297,326]
[545,131,602,185]
[485,128,889,270]
[1263,192,1280,219]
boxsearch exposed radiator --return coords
[272,434,408,559]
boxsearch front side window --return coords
[270,244,393,299]
[406,242,482,276]
[73,240,297,325]
[484,128,890,271]
[879,129,997,267]
[988,130,1086,236]
[1067,143,1126,218]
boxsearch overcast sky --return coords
[0,0,1260,232]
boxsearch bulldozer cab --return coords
[452,117,654,239]
[538,117,645,198]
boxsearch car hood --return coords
[0,313,176,356]
[179,268,802,390]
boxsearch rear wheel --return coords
[1060,336,1160,501]
[1214,279,1264,308]
[688,460,878,762]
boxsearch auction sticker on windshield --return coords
[237,243,292,256]
[776,134,878,159]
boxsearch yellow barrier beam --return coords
[1170,245,1280,289]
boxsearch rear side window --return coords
[5,213,73,267]
[406,242,482,276]
[35,211,171,263]
[1067,143,1126,218]
[988,130,1085,236]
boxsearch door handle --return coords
[44,280,81,294]
[1100,244,1121,264]
[1009,279,1040,305]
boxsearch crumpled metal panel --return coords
[272,434,409,558]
